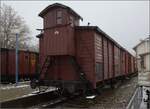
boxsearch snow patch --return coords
[121,84,131,89]
[140,86,150,109]
[86,95,96,99]
[0,84,29,90]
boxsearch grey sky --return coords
[1,1,149,54]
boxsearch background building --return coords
[133,36,150,86]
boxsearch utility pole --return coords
[16,33,19,85]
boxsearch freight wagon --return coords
[0,48,39,83]
[31,3,137,94]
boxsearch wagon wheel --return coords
[30,79,38,89]
[56,87,64,96]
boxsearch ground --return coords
[60,76,138,109]
[0,76,138,109]
[0,81,38,102]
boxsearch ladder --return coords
[70,56,87,81]
[70,56,94,93]
[38,56,55,79]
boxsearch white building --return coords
[133,36,150,86]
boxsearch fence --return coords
[126,86,143,109]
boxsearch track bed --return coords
[1,75,137,108]
[0,89,81,108]
[57,76,138,108]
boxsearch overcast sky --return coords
[1,1,149,54]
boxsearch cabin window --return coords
[69,16,74,27]
[56,10,62,24]
[74,19,79,26]
[141,56,145,69]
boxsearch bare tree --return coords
[0,4,31,49]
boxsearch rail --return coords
[0,90,81,108]
[0,90,58,108]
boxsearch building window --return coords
[56,11,62,24]
[141,56,145,69]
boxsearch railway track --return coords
[0,90,81,108]
[1,75,137,108]
[29,92,80,108]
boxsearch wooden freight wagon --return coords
[75,26,129,88]
[33,3,136,93]
[0,48,39,82]
[1,48,8,82]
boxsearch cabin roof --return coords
[39,3,83,20]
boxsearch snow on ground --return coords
[0,82,57,102]
[21,93,37,97]
[21,87,57,97]
[86,95,96,99]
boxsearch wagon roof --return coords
[75,26,132,55]
[75,26,121,47]
[39,3,83,20]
